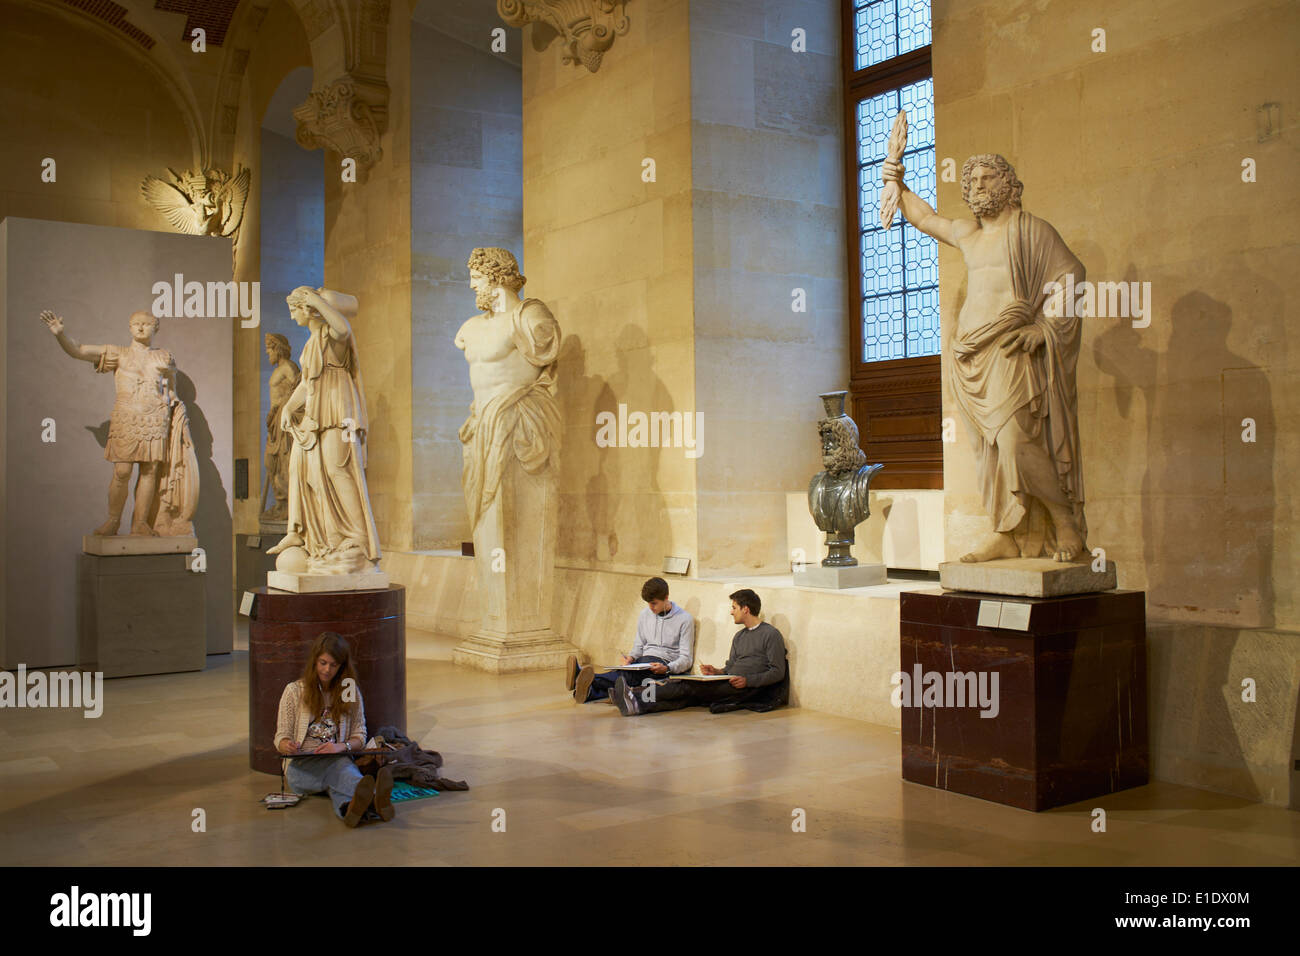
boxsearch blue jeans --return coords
[285,755,363,817]
[586,656,670,702]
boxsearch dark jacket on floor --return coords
[357,726,470,791]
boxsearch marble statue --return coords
[40,309,198,539]
[882,132,1088,564]
[453,247,575,671]
[455,247,562,533]
[807,392,884,567]
[267,287,382,579]
[260,332,300,525]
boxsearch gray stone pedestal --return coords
[794,562,888,589]
[78,553,206,678]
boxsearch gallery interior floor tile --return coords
[1,635,1296,867]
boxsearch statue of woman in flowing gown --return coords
[267,287,381,575]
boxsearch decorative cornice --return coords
[497,0,629,73]
[293,78,387,171]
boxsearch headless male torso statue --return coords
[883,151,1089,565]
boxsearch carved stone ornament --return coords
[140,165,250,251]
[293,79,388,171]
[497,0,630,73]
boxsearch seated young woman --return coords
[273,631,394,827]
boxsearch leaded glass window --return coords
[858,76,938,361]
[854,0,932,70]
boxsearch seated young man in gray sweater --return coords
[564,577,695,703]
[612,588,786,716]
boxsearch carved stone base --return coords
[794,562,888,589]
[267,569,390,593]
[939,558,1116,597]
[82,534,197,556]
[453,628,578,674]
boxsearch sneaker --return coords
[612,676,641,716]
[343,775,376,828]
[564,654,579,691]
[373,765,395,822]
[574,665,596,703]
[606,687,617,704]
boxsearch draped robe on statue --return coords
[285,324,381,571]
[947,210,1087,553]
[459,298,562,533]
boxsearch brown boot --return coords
[373,766,395,822]
[574,665,596,703]
[342,776,376,827]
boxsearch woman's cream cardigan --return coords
[274,679,367,769]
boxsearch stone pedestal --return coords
[938,558,1116,597]
[82,534,197,556]
[898,588,1148,811]
[794,562,888,589]
[78,553,206,678]
[267,569,391,593]
[453,458,576,673]
[247,585,406,774]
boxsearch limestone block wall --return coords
[230,0,314,536]
[409,16,523,550]
[0,1,194,232]
[932,0,1299,631]
[689,0,851,577]
[256,125,324,512]
[1148,622,1300,807]
[521,1,700,575]
[320,0,416,552]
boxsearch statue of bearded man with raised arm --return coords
[883,150,1090,566]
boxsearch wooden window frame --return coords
[840,5,941,490]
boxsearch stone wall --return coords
[409,14,522,550]
[520,1,700,575]
[933,0,1299,631]
[320,0,415,552]
[230,0,314,536]
[689,0,850,576]
[0,0,194,231]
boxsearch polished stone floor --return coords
[1,630,1296,867]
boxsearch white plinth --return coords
[82,534,197,556]
[267,569,390,593]
[939,558,1117,597]
[793,562,888,589]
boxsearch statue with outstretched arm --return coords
[881,142,1089,562]
[40,309,197,538]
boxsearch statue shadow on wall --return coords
[174,370,232,565]
[769,612,796,708]
[560,325,674,568]
[1094,279,1276,806]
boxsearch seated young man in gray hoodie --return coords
[564,577,694,703]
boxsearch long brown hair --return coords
[298,632,360,730]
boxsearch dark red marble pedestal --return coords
[248,585,406,775]
[899,588,1148,811]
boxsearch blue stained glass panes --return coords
[857,75,939,362]
[855,0,931,70]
